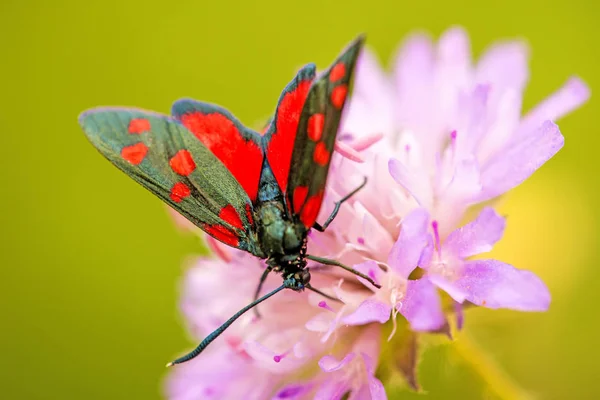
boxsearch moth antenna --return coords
[166,283,288,367]
[305,254,381,289]
[306,284,342,303]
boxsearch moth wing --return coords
[79,108,263,256]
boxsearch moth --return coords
[79,35,379,366]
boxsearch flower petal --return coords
[353,47,392,103]
[428,273,468,303]
[445,207,506,258]
[351,377,387,400]
[334,140,365,162]
[435,27,472,127]
[272,383,314,399]
[387,208,430,278]
[352,260,385,288]
[342,299,392,325]
[519,76,590,135]
[357,352,388,400]
[393,33,435,101]
[319,352,356,372]
[346,201,395,257]
[436,158,483,231]
[456,259,551,311]
[476,40,529,91]
[393,33,446,150]
[400,278,446,331]
[341,48,395,140]
[314,381,348,400]
[388,158,432,207]
[478,120,563,202]
[418,235,434,268]
[305,312,332,333]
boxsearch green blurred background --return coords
[0,0,597,399]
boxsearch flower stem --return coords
[453,333,532,400]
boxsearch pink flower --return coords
[335,26,589,235]
[166,27,588,397]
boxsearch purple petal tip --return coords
[566,76,591,102]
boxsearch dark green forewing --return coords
[286,36,364,228]
[79,108,263,256]
[170,100,265,203]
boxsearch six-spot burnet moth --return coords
[79,35,380,366]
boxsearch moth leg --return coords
[313,177,367,232]
[306,254,381,289]
[306,284,342,303]
[253,265,273,318]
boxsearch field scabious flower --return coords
[336,27,589,234]
[167,27,589,399]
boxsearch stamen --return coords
[338,132,354,141]
[450,130,457,160]
[335,140,364,162]
[368,268,377,281]
[403,144,411,165]
[273,348,292,363]
[351,132,384,151]
[357,237,365,245]
[318,300,335,312]
[225,336,251,360]
[432,220,442,259]
[388,287,404,341]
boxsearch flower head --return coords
[336,26,589,234]
[167,27,588,398]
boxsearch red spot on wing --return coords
[329,63,346,82]
[169,149,196,176]
[245,203,254,226]
[121,142,148,165]
[307,114,324,141]
[266,79,312,193]
[128,118,151,134]
[292,186,308,214]
[300,192,324,228]
[219,204,243,230]
[170,182,191,203]
[313,142,330,166]
[331,85,348,109]
[204,224,239,247]
[180,112,262,201]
